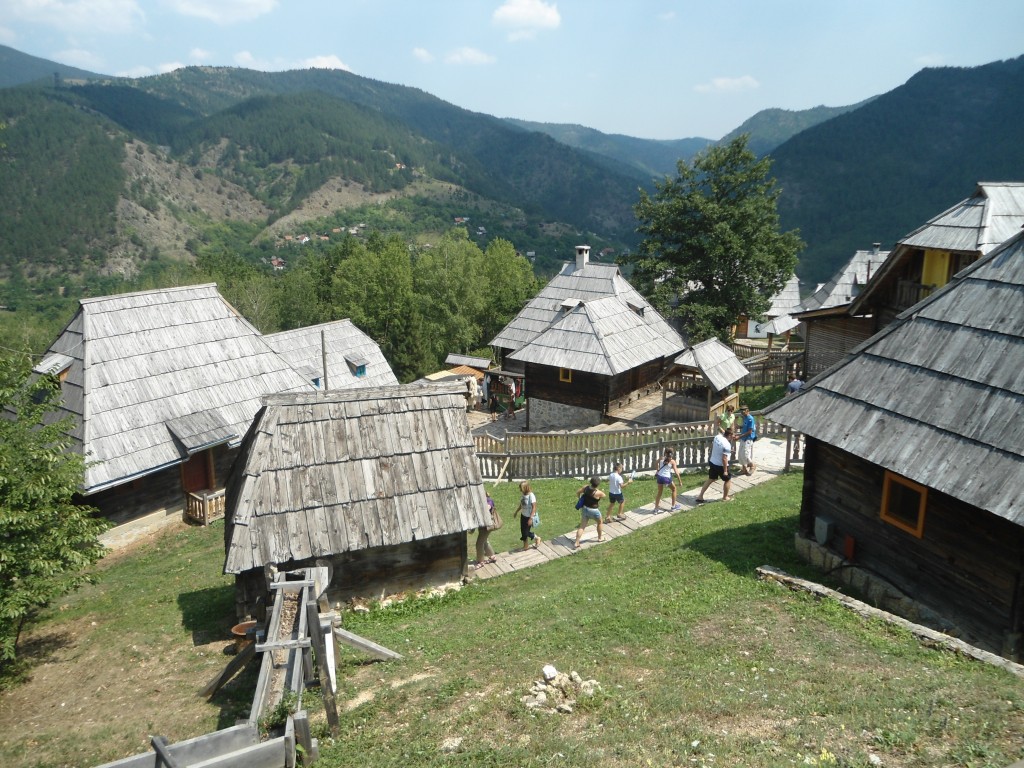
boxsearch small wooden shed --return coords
[223,382,491,619]
[766,228,1024,658]
[664,338,748,422]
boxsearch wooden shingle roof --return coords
[674,338,749,392]
[506,296,684,375]
[44,284,313,494]
[797,246,892,313]
[489,261,683,353]
[263,319,398,390]
[223,383,490,573]
[766,229,1024,525]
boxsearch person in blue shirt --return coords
[737,405,757,475]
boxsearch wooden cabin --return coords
[223,382,491,620]
[736,274,801,339]
[798,182,1024,377]
[505,295,684,432]
[766,228,1024,659]
[663,338,747,422]
[490,245,685,431]
[33,285,395,541]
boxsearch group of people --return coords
[474,406,761,564]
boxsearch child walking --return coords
[654,448,683,511]
[604,463,634,523]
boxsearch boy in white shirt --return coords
[604,463,634,523]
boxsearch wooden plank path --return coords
[471,436,794,579]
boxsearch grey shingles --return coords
[767,228,1024,524]
[224,382,490,574]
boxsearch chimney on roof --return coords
[872,243,881,255]
[575,244,590,272]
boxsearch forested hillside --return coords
[773,55,1024,287]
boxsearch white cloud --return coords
[0,25,16,45]
[163,0,277,25]
[492,0,560,42]
[301,55,352,72]
[189,47,212,63]
[915,53,945,68]
[694,75,759,94]
[413,47,435,63]
[658,11,676,21]
[6,0,144,35]
[53,47,106,70]
[444,47,496,66]
[116,64,157,77]
[157,60,184,73]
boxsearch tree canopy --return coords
[627,135,803,342]
[0,354,107,671]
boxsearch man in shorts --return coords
[736,405,757,475]
[696,427,733,503]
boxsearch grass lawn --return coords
[2,471,1022,768]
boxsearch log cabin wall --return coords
[803,316,876,377]
[232,533,468,620]
[87,445,237,528]
[526,363,608,412]
[802,440,1024,655]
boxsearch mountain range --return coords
[1,44,1023,297]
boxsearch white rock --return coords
[556,703,574,714]
[570,671,583,684]
[542,664,558,681]
[440,737,462,753]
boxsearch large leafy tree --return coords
[628,134,803,342]
[0,354,107,670]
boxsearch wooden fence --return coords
[738,351,804,390]
[475,416,801,480]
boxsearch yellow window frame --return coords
[559,368,573,383]
[880,470,927,538]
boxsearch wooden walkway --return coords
[470,434,795,580]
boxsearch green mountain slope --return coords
[0,44,103,88]
[721,101,873,157]
[772,55,1024,287]
[503,118,714,177]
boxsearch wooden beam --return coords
[333,626,403,661]
[306,599,340,734]
[199,639,256,699]
[150,736,181,768]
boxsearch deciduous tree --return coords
[628,135,803,342]
[0,354,106,670]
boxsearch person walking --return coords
[574,476,606,549]
[653,448,683,511]
[604,463,633,523]
[514,481,542,550]
[474,492,498,568]
[696,428,733,503]
[737,405,757,475]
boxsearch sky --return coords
[2,0,1023,140]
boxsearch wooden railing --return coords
[475,415,802,480]
[184,488,226,526]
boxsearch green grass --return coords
[2,472,1022,768]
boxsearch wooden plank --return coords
[306,599,340,735]
[93,725,259,768]
[151,737,181,768]
[333,626,404,661]
[188,738,287,768]
[255,638,312,652]
[199,639,256,699]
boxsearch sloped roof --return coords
[506,296,685,375]
[900,182,1024,254]
[766,229,1024,525]
[797,246,892,313]
[444,353,491,369]
[765,275,802,317]
[674,338,749,391]
[43,284,314,494]
[850,182,1024,316]
[223,383,490,573]
[263,319,398,390]
[489,260,683,353]
[760,314,801,335]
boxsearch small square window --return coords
[559,368,572,383]
[880,471,927,538]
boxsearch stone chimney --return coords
[872,242,881,255]
[575,244,590,272]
